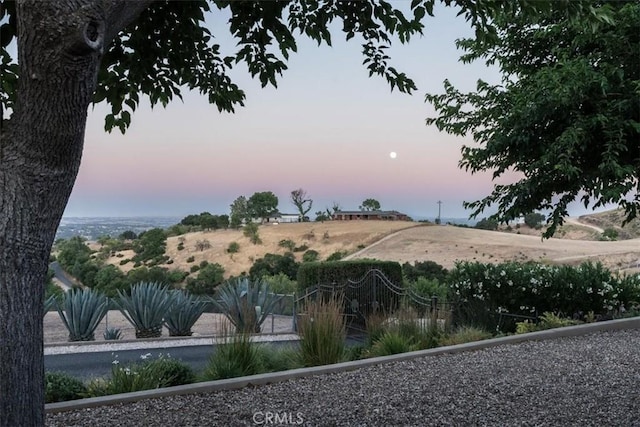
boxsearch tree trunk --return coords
[0,2,150,424]
[0,2,142,424]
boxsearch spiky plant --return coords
[115,282,174,339]
[164,290,209,336]
[103,327,123,340]
[213,278,278,334]
[44,294,58,317]
[56,288,108,342]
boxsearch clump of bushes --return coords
[449,261,640,332]
[45,372,87,403]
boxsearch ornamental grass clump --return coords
[367,331,418,357]
[202,331,263,380]
[298,296,346,367]
[164,290,208,336]
[213,277,278,333]
[115,282,174,338]
[56,288,108,341]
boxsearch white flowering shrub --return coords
[449,261,640,329]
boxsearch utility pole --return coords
[436,200,442,224]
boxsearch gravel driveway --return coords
[46,329,640,426]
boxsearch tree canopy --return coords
[248,191,279,222]
[425,1,638,237]
[360,198,382,211]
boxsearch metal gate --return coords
[294,269,451,333]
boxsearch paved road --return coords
[44,335,366,380]
[45,341,300,380]
[49,261,76,290]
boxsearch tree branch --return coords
[103,0,157,44]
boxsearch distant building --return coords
[332,210,410,221]
[265,212,301,223]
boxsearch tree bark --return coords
[0,1,151,425]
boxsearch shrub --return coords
[516,312,581,334]
[45,372,87,403]
[524,212,545,229]
[326,251,346,261]
[195,240,211,251]
[185,263,225,295]
[302,249,320,262]
[297,296,346,367]
[202,333,262,380]
[227,241,240,253]
[402,260,448,283]
[109,353,194,394]
[261,273,297,294]
[601,228,619,241]
[406,277,449,301]
[475,217,498,230]
[243,223,262,244]
[293,244,309,252]
[119,258,131,265]
[56,288,108,342]
[190,265,200,273]
[249,252,299,281]
[278,239,296,252]
[449,261,639,332]
[186,256,195,263]
[441,326,492,346]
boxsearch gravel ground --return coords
[47,329,640,427]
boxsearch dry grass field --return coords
[347,224,640,274]
[104,220,421,278]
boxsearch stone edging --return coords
[45,316,640,413]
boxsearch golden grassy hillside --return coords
[106,221,421,278]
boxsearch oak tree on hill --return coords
[0,0,607,423]
[360,198,382,211]
[248,191,279,223]
[229,195,250,229]
[426,1,638,237]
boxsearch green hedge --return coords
[297,260,403,323]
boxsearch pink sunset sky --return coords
[62,4,592,220]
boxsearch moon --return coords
[389,151,397,159]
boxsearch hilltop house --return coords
[265,212,301,223]
[332,210,410,221]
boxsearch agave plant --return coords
[115,282,174,339]
[103,327,123,340]
[44,294,58,317]
[213,278,278,333]
[164,291,209,336]
[56,288,108,342]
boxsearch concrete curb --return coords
[46,316,640,414]
[44,334,300,355]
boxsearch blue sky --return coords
[61,4,598,220]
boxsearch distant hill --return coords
[101,221,420,279]
[578,209,640,240]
